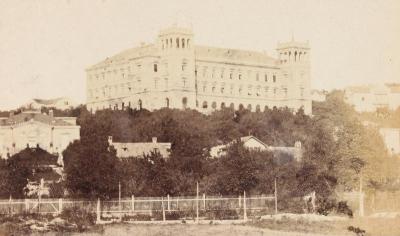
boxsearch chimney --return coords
[49,109,54,117]
[152,137,157,143]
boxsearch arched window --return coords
[221,102,226,109]
[182,97,188,109]
[176,38,180,48]
[264,105,269,112]
[247,104,252,111]
[211,101,217,109]
[230,103,235,109]
[295,51,298,61]
[165,98,170,108]
[153,64,158,72]
[202,101,208,109]
[239,104,244,110]
[256,105,261,112]
[182,38,185,48]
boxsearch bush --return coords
[122,214,152,221]
[205,206,239,220]
[60,206,96,232]
[316,199,353,217]
[336,201,353,217]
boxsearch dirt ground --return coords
[6,217,400,236]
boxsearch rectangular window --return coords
[154,64,158,72]
[265,74,268,82]
[273,75,276,83]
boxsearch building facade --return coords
[24,97,77,110]
[0,110,80,159]
[86,26,312,114]
[344,83,400,112]
[108,136,171,159]
[210,136,303,162]
[379,128,400,156]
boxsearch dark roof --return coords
[0,111,73,126]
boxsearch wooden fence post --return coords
[243,191,247,221]
[196,182,199,223]
[96,198,101,223]
[274,178,278,214]
[131,195,135,212]
[359,173,364,217]
[203,193,206,210]
[161,197,166,222]
[25,198,29,213]
[238,195,241,208]
[8,196,12,216]
[167,194,170,211]
[59,198,63,215]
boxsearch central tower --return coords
[157,26,196,109]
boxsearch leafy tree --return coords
[63,137,120,200]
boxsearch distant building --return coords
[108,136,171,159]
[379,128,400,156]
[86,26,312,115]
[311,89,327,102]
[0,110,80,159]
[24,97,77,110]
[344,83,400,112]
[210,135,302,162]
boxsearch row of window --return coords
[88,80,305,100]
[196,66,277,83]
[279,50,308,64]
[161,37,191,49]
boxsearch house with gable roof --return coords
[210,135,302,162]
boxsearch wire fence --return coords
[0,193,277,221]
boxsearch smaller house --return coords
[210,136,302,162]
[311,89,328,102]
[108,136,172,158]
[379,128,400,156]
[24,97,77,110]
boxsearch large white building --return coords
[24,97,77,111]
[344,83,400,112]
[86,26,312,114]
[0,110,80,159]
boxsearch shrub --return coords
[205,206,238,220]
[336,201,353,217]
[60,206,96,232]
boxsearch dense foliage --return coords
[58,92,399,199]
[1,92,398,200]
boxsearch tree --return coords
[63,137,120,200]
[5,148,59,198]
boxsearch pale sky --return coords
[0,0,399,110]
